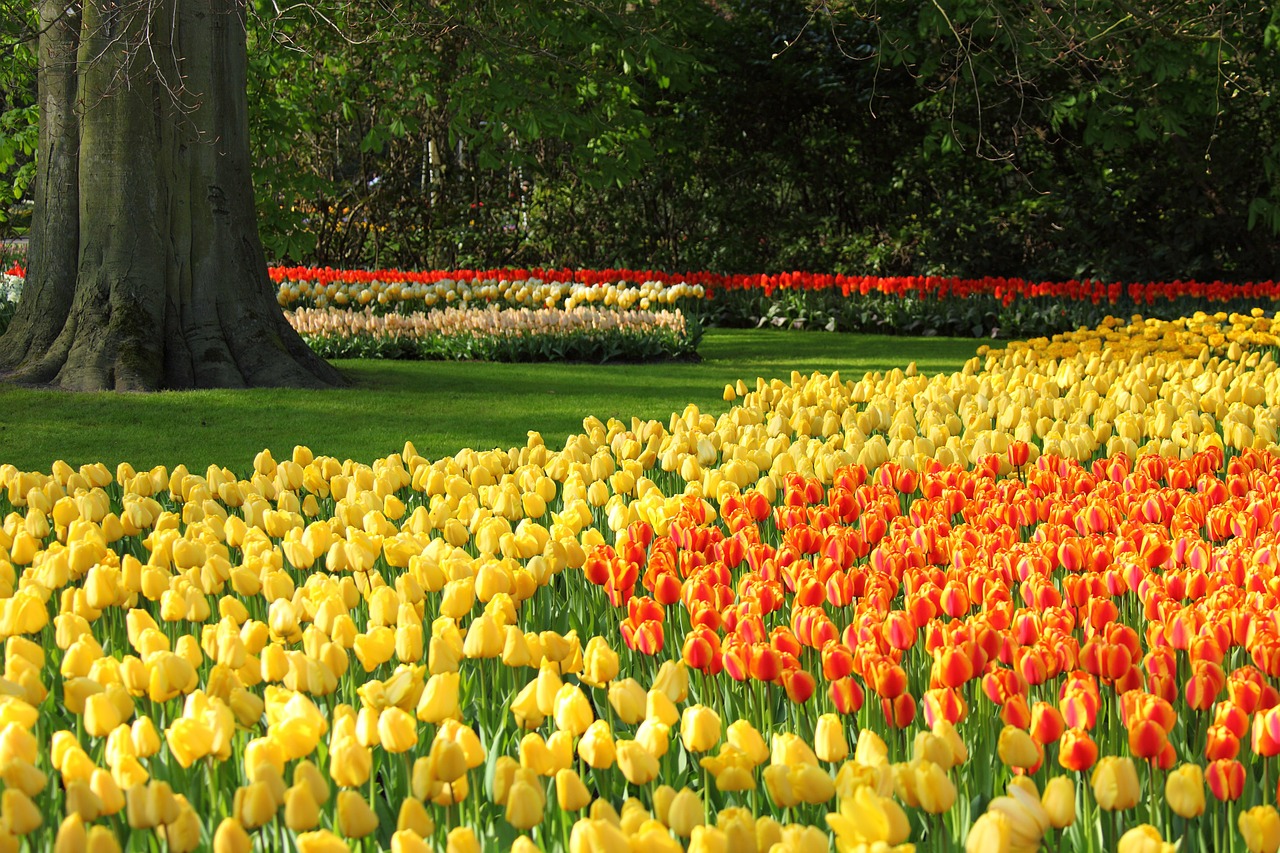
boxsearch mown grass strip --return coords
[0,329,978,471]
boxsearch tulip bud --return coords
[159,801,202,853]
[284,782,321,832]
[336,790,378,839]
[54,814,86,853]
[965,811,1011,853]
[914,759,957,814]
[1240,805,1280,853]
[615,739,659,786]
[85,826,122,853]
[447,826,482,853]
[680,704,721,753]
[728,720,770,766]
[1165,763,1205,819]
[554,685,594,737]
[1118,824,1174,853]
[556,769,592,812]
[295,830,351,853]
[232,781,277,830]
[1041,776,1076,828]
[607,678,646,725]
[577,720,615,769]
[378,707,419,754]
[997,725,1041,770]
[814,713,848,763]
[580,637,619,687]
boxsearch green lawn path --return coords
[0,329,980,472]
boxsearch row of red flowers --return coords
[9,262,1278,308]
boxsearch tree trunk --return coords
[0,0,343,390]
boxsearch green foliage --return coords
[6,1,1278,280]
[0,9,36,236]
[702,288,1280,340]
[246,0,698,269]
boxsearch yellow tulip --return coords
[651,659,689,703]
[294,759,331,806]
[568,817,630,853]
[616,739,660,786]
[336,790,378,839]
[771,732,819,768]
[727,720,770,766]
[0,783,41,829]
[667,787,705,837]
[295,829,352,853]
[913,759,957,814]
[1041,776,1076,829]
[1118,824,1175,853]
[397,796,436,838]
[554,684,595,736]
[1165,763,1205,820]
[814,713,849,763]
[377,707,419,753]
[232,781,277,830]
[447,826,482,853]
[63,779,102,822]
[212,819,253,853]
[505,774,546,830]
[686,825,731,853]
[85,826,122,853]
[680,704,721,753]
[158,800,202,853]
[126,781,179,830]
[965,811,1011,853]
[0,758,46,799]
[54,814,86,853]
[328,735,372,788]
[997,725,1041,770]
[284,782,321,832]
[1241,806,1280,853]
[556,768,593,812]
[89,768,125,816]
[165,717,213,768]
[987,783,1051,851]
[1091,755,1141,811]
[578,720,616,769]
[462,613,504,659]
[763,765,798,808]
[417,672,460,723]
[580,637,619,687]
[646,688,680,727]
[607,678,647,725]
[391,829,431,853]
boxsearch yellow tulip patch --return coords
[3,312,1280,851]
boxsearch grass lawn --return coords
[0,329,980,472]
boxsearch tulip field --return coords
[11,279,1280,851]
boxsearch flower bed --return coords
[3,314,1280,850]
[270,266,1280,339]
[287,306,700,362]
[6,263,1280,341]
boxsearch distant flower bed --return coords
[272,268,705,314]
[287,306,700,363]
[270,265,1280,339]
[6,263,1280,340]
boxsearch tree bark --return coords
[0,0,343,390]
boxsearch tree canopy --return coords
[2,0,1278,282]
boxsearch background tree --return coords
[0,0,342,390]
[0,0,693,389]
